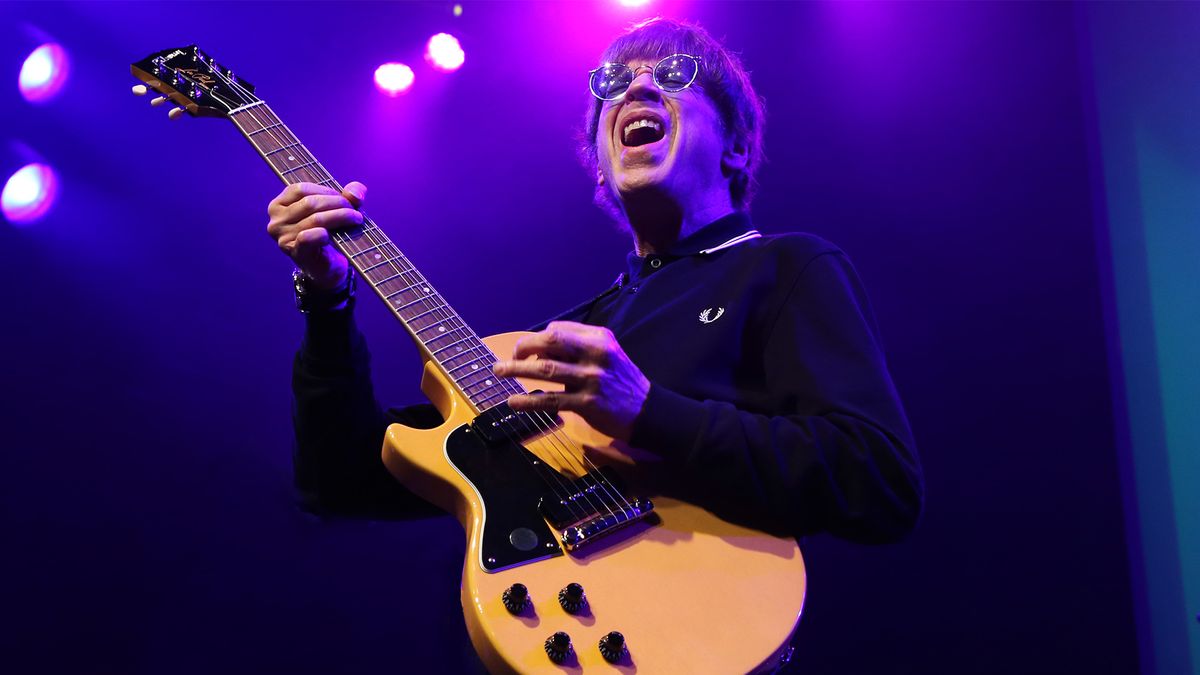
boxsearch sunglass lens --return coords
[654,55,698,91]
[590,64,633,100]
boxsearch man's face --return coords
[596,57,730,211]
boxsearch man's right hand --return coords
[267,181,367,291]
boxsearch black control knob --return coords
[501,583,529,614]
[598,631,627,663]
[544,631,573,664]
[558,582,587,614]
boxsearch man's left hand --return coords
[492,321,650,442]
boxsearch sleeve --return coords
[292,306,443,518]
[628,251,924,543]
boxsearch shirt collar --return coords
[621,211,760,285]
[665,210,758,256]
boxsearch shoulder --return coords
[736,230,847,273]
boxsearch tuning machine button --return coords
[168,107,186,120]
[558,582,587,614]
[598,631,628,663]
[131,85,148,96]
[543,631,572,664]
[501,583,529,614]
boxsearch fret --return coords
[349,244,382,257]
[371,271,410,286]
[472,388,512,407]
[409,305,451,324]
[248,122,283,136]
[432,335,476,356]
[282,159,318,175]
[423,326,471,348]
[228,101,500,409]
[361,257,398,273]
[392,291,435,310]
[265,142,302,156]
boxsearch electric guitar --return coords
[131,46,806,674]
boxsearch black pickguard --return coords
[446,424,563,571]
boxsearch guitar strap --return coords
[527,272,626,331]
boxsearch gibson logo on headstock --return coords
[178,68,217,89]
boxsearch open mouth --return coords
[622,116,666,147]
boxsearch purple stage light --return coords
[616,0,652,7]
[374,62,415,96]
[18,43,69,103]
[2,163,58,225]
[425,33,465,72]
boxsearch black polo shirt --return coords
[544,211,923,541]
[293,212,922,542]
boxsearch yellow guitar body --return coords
[382,332,807,674]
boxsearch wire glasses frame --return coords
[588,53,702,101]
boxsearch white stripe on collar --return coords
[699,229,761,254]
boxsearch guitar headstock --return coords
[130,45,257,119]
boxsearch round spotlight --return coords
[374,62,415,96]
[617,0,652,6]
[425,33,465,72]
[18,43,69,103]
[2,163,58,225]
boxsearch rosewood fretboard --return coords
[229,102,522,413]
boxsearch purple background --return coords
[2,1,1142,673]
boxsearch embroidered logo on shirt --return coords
[698,307,725,324]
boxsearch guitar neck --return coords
[228,102,518,413]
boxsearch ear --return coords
[721,136,749,174]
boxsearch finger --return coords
[342,181,367,209]
[493,359,596,389]
[296,206,364,235]
[507,391,593,414]
[269,182,340,213]
[512,327,605,363]
[284,193,356,224]
[292,225,332,256]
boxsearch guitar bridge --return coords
[559,497,655,551]
[539,469,655,551]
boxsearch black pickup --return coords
[470,401,560,445]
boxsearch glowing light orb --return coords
[2,163,58,225]
[18,43,70,103]
[425,33,465,72]
[374,63,415,96]
[453,3,463,17]
[616,0,652,7]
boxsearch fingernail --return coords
[492,361,508,375]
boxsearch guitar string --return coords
[230,98,596,523]
[216,66,634,525]
[211,64,633,525]
[228,95,614,527]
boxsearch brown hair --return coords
[580,18,767,215]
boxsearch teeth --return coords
[623,118,662,141]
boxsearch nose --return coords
[622,67,661,104]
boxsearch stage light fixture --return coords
[425,33,465,72]
[2,163,58,225]
[375,62,415,96]
[18,43,69,103]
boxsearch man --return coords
[268,19,922,542]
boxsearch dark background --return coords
[1,2,1143,673]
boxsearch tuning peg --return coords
[168,107,186,120]
[132,84,148,96]
[150,96,168,107]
